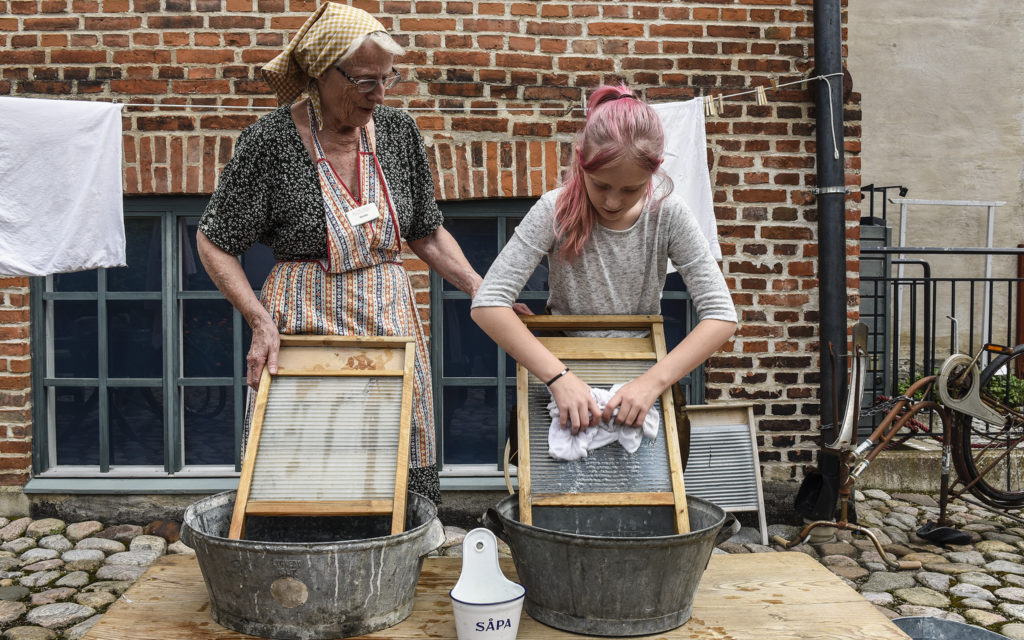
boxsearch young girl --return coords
[471,84,738,435]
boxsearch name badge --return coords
[346,203,381,226]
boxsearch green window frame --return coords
[431,199,703,491]
[28,196,705,494]
[28,196,258,493]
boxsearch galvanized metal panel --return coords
[528,358,672,494]
[683,423,759,512]
[248,376,403,501]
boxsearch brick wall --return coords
[0,0,861,485]
[0,279,32,486]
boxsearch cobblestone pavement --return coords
[0,517,193,639]
[4,489,1024,638]
[716,489,1024,640]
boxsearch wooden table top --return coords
[84,552,910,639]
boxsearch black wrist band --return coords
[545,367,570,387]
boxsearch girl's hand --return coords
[603,378,662,428]
[549,372,601,434]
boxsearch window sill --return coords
[25,473,240,495]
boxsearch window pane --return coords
[241,243,275,291]
[55,386,99,465]
[52,271,96,292]
[180,217,217,291]
[109,387,163,465]
[660,297,692,352]
[182,299,233,378]
[442,219,496,291]
[240,321,252,377]
[443,299,496,378]
[108,301,162,379]
[664,271,688,293]
[108,218,161,292]
[504,300,548,378]
[443,386,499,465]
[52,300,98,378]
[183,386,234,465]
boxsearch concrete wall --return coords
[849,1,1024,355]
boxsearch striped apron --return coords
[251,107,435,468]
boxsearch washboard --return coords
[516,315,690,534]
[682,403,767,545]
[229,335,416,540]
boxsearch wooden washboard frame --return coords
[229,335,416,540]
[516,315,690,534]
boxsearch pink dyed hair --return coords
[553,84,669,260]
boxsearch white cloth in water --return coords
[0,96,126,276]
[547,383,661,461]
[650,98,721,261]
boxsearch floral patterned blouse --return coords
[199,104,444,259]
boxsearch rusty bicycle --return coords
[774,324,1024,569]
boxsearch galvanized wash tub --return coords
[483,494,730,637]
[181,490,445,640]
[893,616,1009,640]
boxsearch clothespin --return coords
[717,94,724,113]
[756,86,768,106]
[769,75,779,91]
[705,95,717,117]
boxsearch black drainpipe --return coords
[808,0,847,521]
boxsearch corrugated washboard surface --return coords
[248,376,402,501]
[684,422,759,512]
[528,358,671,494]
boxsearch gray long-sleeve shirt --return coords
[472,188,737,330]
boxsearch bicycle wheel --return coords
[950,344,1024,509]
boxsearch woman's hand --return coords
[511,302,534,316]
[246,318,280,389]
[603,376,662,428]
[549,371,601,435]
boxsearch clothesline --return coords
[114,72,844,118]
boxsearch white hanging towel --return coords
[547,383,661,461]
[651,98,721,261]
[0,97,126,276]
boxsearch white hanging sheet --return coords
[651,98,721,261]
[0,97,126,276]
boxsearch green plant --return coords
[896,371,938,401]
[985,371,1024,409]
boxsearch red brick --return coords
[110,79,168,93]
[113,50,172,64]
[588,22,644,37]
[0,375,30,390]
[177,49,235,64]
[450,117,508,133]
[650,24,702,38]
[434,51,490,67]
[23,16,79,29]
[2,51,45,64]
[147,15,204,29]
[83,15,141,29]
[707,25,759,39]
[494,53,551,70]
[399,17,456,31]
[557,57,614,72]
[50,49,108,64]
[526,21,581,36]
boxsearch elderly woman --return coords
[197,4,488,503]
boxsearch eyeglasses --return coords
[334,66,401,93]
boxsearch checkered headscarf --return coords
[262,3,387,129]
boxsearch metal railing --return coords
[857,245,1024,437]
